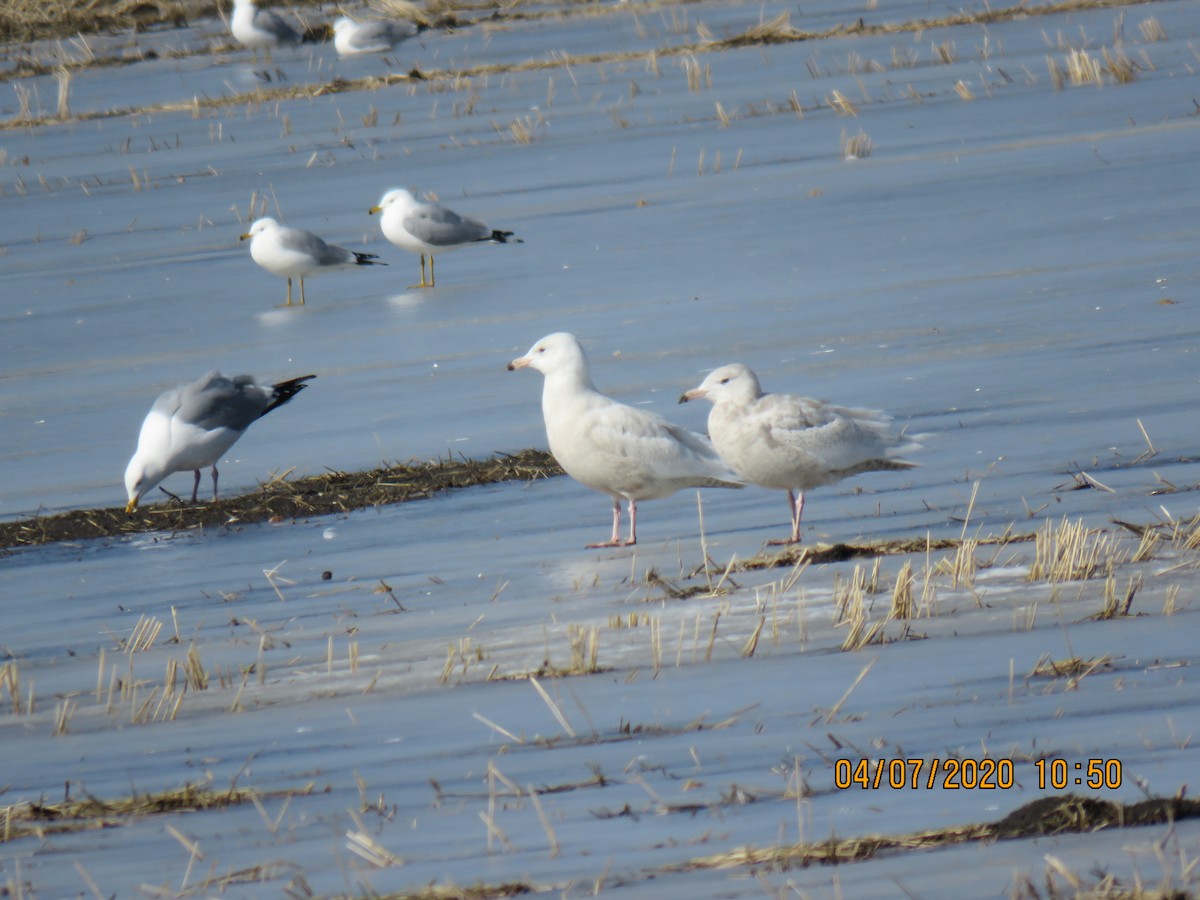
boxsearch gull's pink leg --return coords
[190,469,202,503]
[586,498,623,548]
[768,489,805,545]
[790,490,805,542]
[624,499,638,546]
[211,465,220,502]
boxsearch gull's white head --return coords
[369,188,418,216]
[507,332,587,377]
[124,452,165,513]
[240,217,279,242]
[679,363,762,406]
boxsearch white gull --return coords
[680,363,921,544]
[509,333,743,548]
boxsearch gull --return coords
[680,364,921,544]
[125,371,316,512]
[240,217,384,306]
[508,333,743,548]
[230,0,302,57]
[333,15,420,56]
[369,188,518,289]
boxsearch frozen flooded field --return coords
[2,0,1200,896]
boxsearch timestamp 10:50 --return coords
[1035,758,1123,790]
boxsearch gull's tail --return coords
[482,229,522,244]
[352,251,386,266]
[262,375,317,418]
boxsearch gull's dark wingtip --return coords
[260,374,316,417]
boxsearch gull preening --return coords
[230,0,302,55]
[369,188,518,289]
[509,333,743,548]
[240,217,384,306]
[333,16,420,56]
[124,371,315,512]
[680,364,921,544]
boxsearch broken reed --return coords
[935,537,978,588]
[1047,44,1138,88]
[834,557,933,651]
[45,617,373,732]
[1,662,32,715]
[840,128,872,159]
[1028,517,1124,582]
[10,617,254,734]
[1097,572,1141,619]
[1171,513,1200,552]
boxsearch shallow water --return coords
[2,0,1200,895]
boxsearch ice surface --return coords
[2,0,1199,896]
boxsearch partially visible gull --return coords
[333,15,420,56]
[240,217,384,306]
[680,363,921,544]
[230,0,302,55]
[508,333,742,548]
[369,188,518,289]
[125,371,316,512]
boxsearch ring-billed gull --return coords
[240,217,384,306]
[680,364,921,544]
[333,16,420,56]
[230,0,302,55]
[509,333,743,548]
[125,371,316,512]
[369,188,518,289]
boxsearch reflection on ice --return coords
[4,0,1200,895]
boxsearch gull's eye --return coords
[719,377,730,384]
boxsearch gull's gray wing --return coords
[255,7,301,43]
[278,226,355,266]
[352,20,417,48]
[175,372,270,433]
[403,204,491,247]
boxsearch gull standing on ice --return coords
[124,371,316,512]
[333,15,420,56]
[369,188,518,289]
[230,0,302,56]
[508,333,743,548]
[680,364,921,544]
[240,217,384,306]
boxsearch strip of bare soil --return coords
[0,449,563,552]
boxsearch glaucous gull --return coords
[680,364,920,543]
[509,333,742,547]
